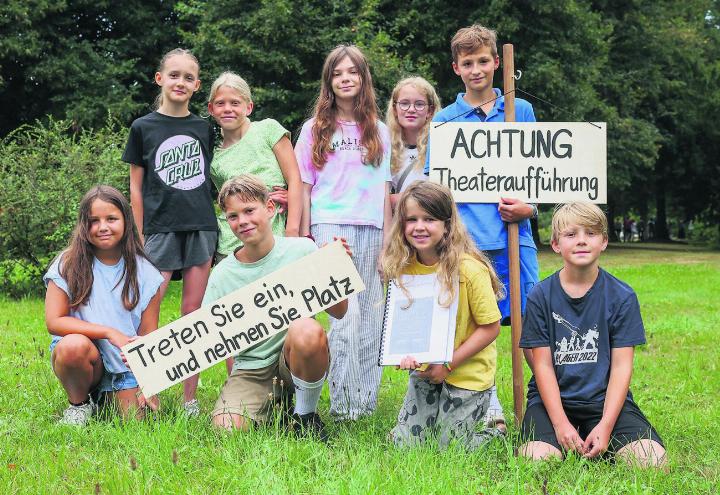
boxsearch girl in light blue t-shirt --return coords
[44,186,164,426]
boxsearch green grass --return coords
[1,243,719,494]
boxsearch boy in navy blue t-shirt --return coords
[518,202,665,466]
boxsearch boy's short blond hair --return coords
[551,202,608,243]
[451,24,498,62]
[218,174,268,211]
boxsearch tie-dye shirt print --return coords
[296,119,391,228]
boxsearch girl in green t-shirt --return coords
[207,72,302,257]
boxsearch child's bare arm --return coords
[583,346,634,458]
[450,319,499,368]
[45,281,129,349]
[415,319,500,384]
[323,236,351,319]
[137,289,163,336]
[273,136,302,237]
[533,346,584,453]
[129,164,145,240]
[382,182,392,249]
[300,183,312,236]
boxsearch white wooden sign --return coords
[122,241,365,397]
[429,122,606,203]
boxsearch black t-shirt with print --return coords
[122,112,216,234]
[520,268,646,407]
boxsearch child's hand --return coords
[269,186,288,214]
[136,391,159,412]
[554,420,584,454]
[582,421,611,458]
[415,364,450,384]
[332,236,352,257]
[107,329,132,350]
[397,356,420,370]
[120,336,140,368]
[498,197,533,223]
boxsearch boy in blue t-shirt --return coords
[518,202,665,466]
[427,24,540,431]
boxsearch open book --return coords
[379,274,458,366]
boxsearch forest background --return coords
[0,0,718,297]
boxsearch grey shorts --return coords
[144,230,217,272]
[390,372,503,450]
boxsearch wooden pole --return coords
[502,43,525,427]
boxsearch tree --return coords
[0,1,181,134]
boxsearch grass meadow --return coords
[1,243,718,494]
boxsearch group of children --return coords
[43,24,665,466]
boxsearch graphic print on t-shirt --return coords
[552,311,599,365]
[154,135,206,190]
[330,137,362,152]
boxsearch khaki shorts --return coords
[211,347,294,423]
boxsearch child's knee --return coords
[52,334,97,366]
[518,441,562,460]
[616,439,666,468]
[286,319,327,355]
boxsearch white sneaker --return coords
[60,400,95,426]
[183,399,200,418]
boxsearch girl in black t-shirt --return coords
[122,48,218,417]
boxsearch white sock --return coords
[291,372,325,416]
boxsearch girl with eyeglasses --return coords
[385,77,441,208]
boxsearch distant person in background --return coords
[623,216,632,243]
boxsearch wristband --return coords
[444,362,453,373]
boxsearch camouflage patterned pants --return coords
[390,372,502,450]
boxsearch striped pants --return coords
[311,224,385,420]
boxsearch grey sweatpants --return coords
[311,224,384,420]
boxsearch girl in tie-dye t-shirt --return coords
[294,44,391,421]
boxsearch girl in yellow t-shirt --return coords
[381,181,504,449]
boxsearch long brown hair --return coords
[60,186,147,311]
[310,44,383,169]
[385,77,441,175]
[381,181,504,306]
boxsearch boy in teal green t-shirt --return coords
[204,174,348,441]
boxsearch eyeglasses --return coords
[395,100,429,112]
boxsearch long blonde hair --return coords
[381,181,504,306]
[310,44,383,169]
[385,77,441,175]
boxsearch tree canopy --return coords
[1,0,717,240]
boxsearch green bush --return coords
[0,118,129,297]
[0,259,48,298]
[688,219,720,248]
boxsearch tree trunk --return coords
[654,154,670,240]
